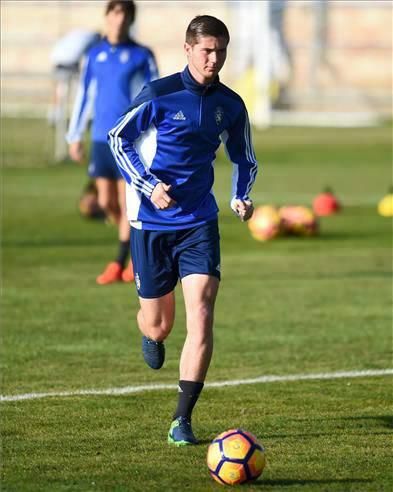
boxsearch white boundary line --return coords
[1,369,392,403]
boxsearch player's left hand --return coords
[231,198,254,222]
[151,183,176,210]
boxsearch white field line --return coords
[1,369,392,403]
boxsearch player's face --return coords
[185,36,228,85]
[106,5,132,42]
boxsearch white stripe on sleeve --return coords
[109,105,156,194]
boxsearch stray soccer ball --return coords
[279,205,319,237]
[248,205,281,241]
[313,187,341,216]
[378,188,393,217]
[207,429,266,486]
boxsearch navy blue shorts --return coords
[130,220,221,299]
[88,141,123,180]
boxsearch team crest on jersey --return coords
[96,51,108,62]
[135,273,141,290]
[119,50,129,64]
[214,106,224,125]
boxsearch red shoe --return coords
[122,261,135,283]
[96,262,122,285]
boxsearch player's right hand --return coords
[231,198,254,222]
[151,183,176,210]
[69,142,84,163]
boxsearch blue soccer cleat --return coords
[142,336,165,370]
[167,417,198,446]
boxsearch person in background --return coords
[66,0,158,285]
[49,29,101,127]
[108,15,257,445]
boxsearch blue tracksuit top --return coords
[66,37,158,143]
[108,66,258,231]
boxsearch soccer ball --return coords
[279,205,319,237]
[313,188,341,216]
[207,429,266,486]
[248,205,282,241]
[378,188,393,217]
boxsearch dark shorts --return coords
[130,220,221,299]
[88,141,123,180]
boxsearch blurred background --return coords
[1,0,392,162]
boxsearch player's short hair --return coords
[186,15,230,46]
[105,0,136,24]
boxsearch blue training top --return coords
[108,66,258,231]
[66,37,158,144]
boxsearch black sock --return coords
[116,240,129,268]
[173,380,204,421]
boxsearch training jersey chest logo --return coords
[214,106,224,125]
[96,51,108,62]
[119,50,130,64]
[173,110,186,121]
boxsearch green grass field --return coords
[1,118,392,491]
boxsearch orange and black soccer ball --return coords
[207,429,266,486]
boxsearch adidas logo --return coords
[173,110,186,121]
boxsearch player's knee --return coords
[195,304,214,324]
[138,308,173,341]
[188,304,214,336]
[149,321,173,341]
[144,315,174,341]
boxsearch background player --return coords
[108,15,257,445]
[66,0,158,285]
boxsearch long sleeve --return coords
[221,107,258,201]
[108,92,160,198]
[66,54,96,143]
[144,50,159,82]
[129,50,159,102]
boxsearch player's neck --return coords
[107,32,128,46]
[187,64,215,86]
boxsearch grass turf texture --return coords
[1,119,392,490]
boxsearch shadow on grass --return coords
[197,439,215,446]
[288,414,393,429]
[339,415,393,429]
[253,478,371,488]
[263,431,391,441]
[260,414,393,443]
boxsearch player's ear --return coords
[184,42,192,57]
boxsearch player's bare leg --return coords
[138,292,175,369]
[180,274,219,381]
[117,179,130,241]
[168,274,219,446]
[117,180,134,282]
[138,292,175,341]
[95,178,124,285]
[96,177,120,224]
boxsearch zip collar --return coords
[103,37,133,49]
[181,66,219,95]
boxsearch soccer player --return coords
[66,0,158,285]
[108,15,257,445]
